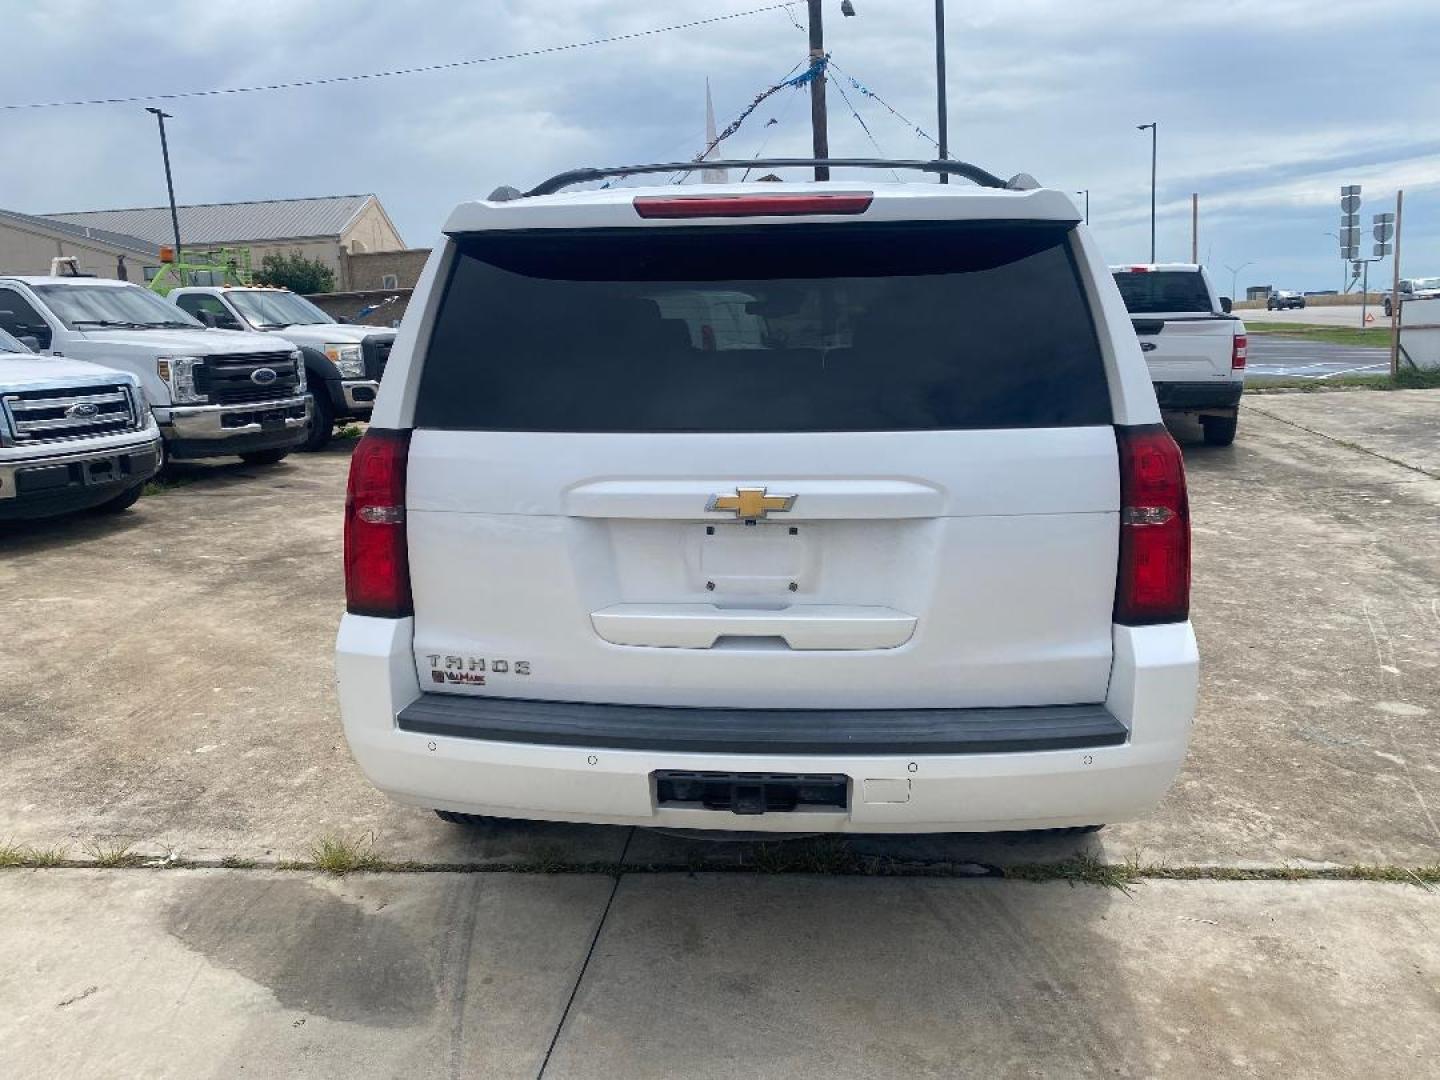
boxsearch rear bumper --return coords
[158,397,310,459]
[0,435,162,520]
[1153,381,1243,410]
[335,617,1199,833]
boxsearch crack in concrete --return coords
[1248,406,1440,479]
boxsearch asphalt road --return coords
[1246,334,1391,381]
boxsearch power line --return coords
[0,4,798,111]
[829,72,899,180]
[827,59,938,149]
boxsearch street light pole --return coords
[1224,261,1252,301]
[1075,190,1089,224]
[935,0,949,183]
[806,0,829,181]
[1137,122,1157,262]
[145,107,183,274]
[1323,231,1344,294]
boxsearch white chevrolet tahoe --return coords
[335,159,1200,835]
[1110,264,1247,446]
[0,277,309,464]
[1,328,161,520]
[168,286,394,451]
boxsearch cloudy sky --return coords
[2,0,1435,293]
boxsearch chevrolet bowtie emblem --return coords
[706,486,796,521]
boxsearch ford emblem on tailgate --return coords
[65,402,99,419]
[250,367,278,385]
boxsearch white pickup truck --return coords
[1111,263,1247,446]
[168,286,395,450]
[1,328,161,520]
[0,276,310,464]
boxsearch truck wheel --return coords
[239,449,290,466]
[1202,413,1238,447]
[93,484,144,514]
[434,810,489,826]
[302,390,334,452]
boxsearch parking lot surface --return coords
[1,870,1435,1079]
[2,393,1439,869]
[1246,335,1390,381]
[3,390,1438,1077]
[1241,304,1391,328]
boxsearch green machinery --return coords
[147,246,255,295]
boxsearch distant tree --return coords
[254,250,335,294]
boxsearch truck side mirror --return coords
[198,311,219,329]
[1219,296,1233,314]
[18,335,40,352]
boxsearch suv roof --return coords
[445,180,1080,234]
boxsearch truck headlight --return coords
[291,349,308,393]
[324,343,365,379]
[156,356,206,404]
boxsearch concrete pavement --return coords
[2,395,1439,870]
[0,869,1436,1080]
[1240,304,1391,328]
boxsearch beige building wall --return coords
[340,200,404,255]
[0,220,142,278]
[246,238,346,278]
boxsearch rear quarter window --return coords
[416,220,1111,433]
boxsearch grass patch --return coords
[1394,367,1440,389]
[310,833,384,876]
[219,855,258,869]
[1003,853,1142,893]
[141,472,199,496]
[82,839,143,868]
[1246,323,1392,347]
[1246,368,1440,393]
[0,841,66,867]
[334,424,364,440]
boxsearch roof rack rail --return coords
[517,158,1026,198]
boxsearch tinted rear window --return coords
[417,221,1110,433]
[1112,271,1213,314]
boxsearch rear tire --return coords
[302,389,334,451]
[93,484,144,514]
[434,809,489,826]
[239,449,290,466]
[1202,413,1238,447]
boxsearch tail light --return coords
[1231,333,1247,371]
[344,428,412,618]
[1114,425,1190,625]
[633,193,873,218]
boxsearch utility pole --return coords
[1390,190,1403,377]
[1137,122,1157,262]
[146,108,183,274]
[1191,193,1198,263]
[935,0,949,183]
[806,0,829,181]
